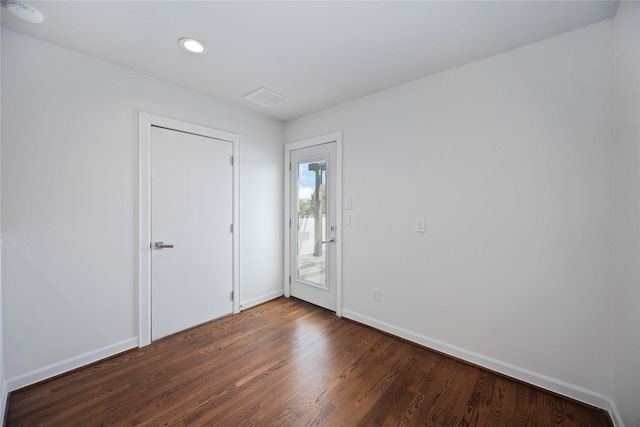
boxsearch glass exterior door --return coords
[289,142,337,311]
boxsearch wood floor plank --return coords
[7,297,613,427]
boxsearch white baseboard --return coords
[342,309,624,427]
[0,238,6,425]
[240,290,284,311]
[606,399,625,427]
[1,380,7,426]
[6,337,138,393]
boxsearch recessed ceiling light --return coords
[178,38,206,54]
[3,0,44,23]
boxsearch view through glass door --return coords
[290,142,337,311]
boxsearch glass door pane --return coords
[297,159,327,287]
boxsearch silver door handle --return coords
[154,241,174,249]
[322,238,335,244]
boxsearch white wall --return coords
[286,20,614,405]
[1,29,283,385]
[0,21,5,425]
[612,2,640,426]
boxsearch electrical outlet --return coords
[372,288,380,302]
[415,217,425,233]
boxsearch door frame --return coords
[138,112,240,346]
[284,132,342,317]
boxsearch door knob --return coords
[321,238,335,244]
[154,241,174,249]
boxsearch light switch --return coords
[415,217,425,233]
[345,215,351,226]
[345,197,352,210]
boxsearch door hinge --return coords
[231,291,234,301]
[289,276,291,285]
[231,156,234,166]
[289,219,291,228]
[230,224,233,233]
[289,162,291,171]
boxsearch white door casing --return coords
[139,112,240,346]
[284,132,342,315]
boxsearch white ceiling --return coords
[1,1,619,122]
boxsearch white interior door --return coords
[151,126,233,340]
[290,142,337,311]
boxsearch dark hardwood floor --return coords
[7,297,612,426]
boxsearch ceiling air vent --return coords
[243,87,290,108]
